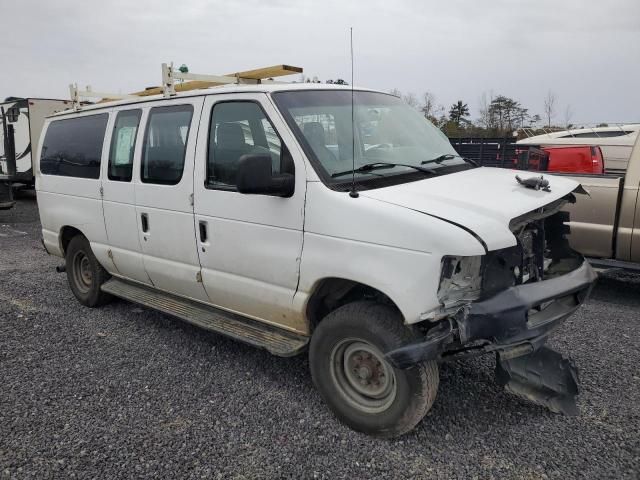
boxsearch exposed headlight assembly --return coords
[438,255,483,308]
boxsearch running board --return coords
[101,278,308,357]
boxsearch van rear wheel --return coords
[65,235,112,307]
[309,301,439,438]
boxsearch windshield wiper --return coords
[421,153,479,167]
[331,162,436,178]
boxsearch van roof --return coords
[51,83,385,117]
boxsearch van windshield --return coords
[272,90,472,188]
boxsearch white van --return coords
[36,84,596,437]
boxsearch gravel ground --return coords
[1,195,639,479]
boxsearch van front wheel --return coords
[309,301,439,438]
[65,235,112,307]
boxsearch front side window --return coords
[141,104,193,185]
[273,90,471,189]
[40,114,109,179]
[108,109,141,182]
[207,101,290,189]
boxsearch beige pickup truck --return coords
[562,134,640,270]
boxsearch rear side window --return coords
[141,105,193,185]
[108,109,141,182]
[40,114,108,179]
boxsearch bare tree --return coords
[403,92,420,110]
[432,106,448,128]
[544,90,556,128]
[389,88,402,97]
[421,92,437,118]
[478,91,495,130]
[529,114,542,127]
[562,104,574,128]
[420,91,446,126]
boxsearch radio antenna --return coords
[348,27,359,198]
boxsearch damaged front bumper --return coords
[385,259,597,414]
[457,258,597,348]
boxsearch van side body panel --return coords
[36,109,111,261]
[193,93,308,333]
[100,107,149,284]
[133,97,210,302]
[296,182,486,325]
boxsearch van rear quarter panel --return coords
[36,113,110,260]
[37,178,107,257]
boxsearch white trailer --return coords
[0,97,72,209]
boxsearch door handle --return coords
[141,213,149,233]
[199,220,208,243]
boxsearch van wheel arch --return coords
[309,300,439,437]
[306,278,403,330]
[64,234,112,307]
[59,226,85,255]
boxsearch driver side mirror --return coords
[236,154,295,197]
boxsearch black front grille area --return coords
[480,199,582,299]
[480,216,549,298]
[513,219,546,284]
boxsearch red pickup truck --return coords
[515,145,604,174]
[544,145,604,174]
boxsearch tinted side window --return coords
[108,109,141,182]
[141,105,193,185]
[207,102,290,189]
[40,114,108,179]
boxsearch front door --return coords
[193,94,307,333]
[134,97,209,302]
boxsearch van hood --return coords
[360,167,579,251]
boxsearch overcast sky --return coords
[2,0,639,125]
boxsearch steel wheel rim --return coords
[330,338,397,414]
[72,250,92,293]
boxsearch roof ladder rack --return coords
[69,84,137,111]
[161,62,255,97]
[159,62,303,97]
[68,63,303,109]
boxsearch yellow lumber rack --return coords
[70,63,304,108]
[132,64,303,97]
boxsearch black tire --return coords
[65,235,112,307]
[309,301,439,438]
